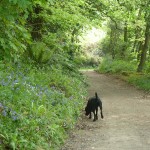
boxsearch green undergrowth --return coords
[98,59,150,91]
[98,59,136,74]
[127,74,150,91]
[0,62,87,150]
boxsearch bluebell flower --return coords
[51,86,56,89]
[12,115,18,121]
[1,79,8,86]
[11,111,17,115]
[6,75,12,80]
[10,110,20,121]
[13,79,19,84]
[69,96,73,100]
[2,110,7,116]
[4,106,8,110]
[0,103,3,107]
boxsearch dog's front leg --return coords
[100,107,104,119]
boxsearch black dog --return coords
[85,92,104,121]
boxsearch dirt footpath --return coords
[61,71,150,150]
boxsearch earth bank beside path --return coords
[61,71,150,150]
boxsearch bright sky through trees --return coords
[86,28,106,44]
[83,28,106,45]
[80,27,106,51]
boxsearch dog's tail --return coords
[95,92,98,99]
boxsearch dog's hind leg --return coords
[89,112,92,119]
[95,107,98,120]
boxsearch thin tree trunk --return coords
[132,9,142,52]
[121,21,128,58]
[137,20,150,72]
[137,42,143,61]
[109,28,115,59]
[27,5,43,41]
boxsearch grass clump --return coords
[0,62,87,150]
[127,74,150,91]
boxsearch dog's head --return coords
[85,105,90,116]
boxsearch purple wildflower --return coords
[69,96,73,100]
[12,115,18,121]
[2,110,7,116]
[0,103,3,107]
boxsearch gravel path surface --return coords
[61,71,150,150]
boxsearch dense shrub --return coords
[75,55,100,68]
[127,74,150,91]
[145,62,150,73]
[98,59,136,73]
[0,62,87,150]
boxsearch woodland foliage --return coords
[1,0,150,149]
[0,0,93,149]
[98,0,150,72]
[0,0,92,62]
[97,0,150,90]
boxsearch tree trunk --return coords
[132,28,141,53]
[27,5,43,41]
[137,20,150,72]
[121,21,128,58]
[137,42,143,61]
[109,27,115,59]
[132,8,142,52]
